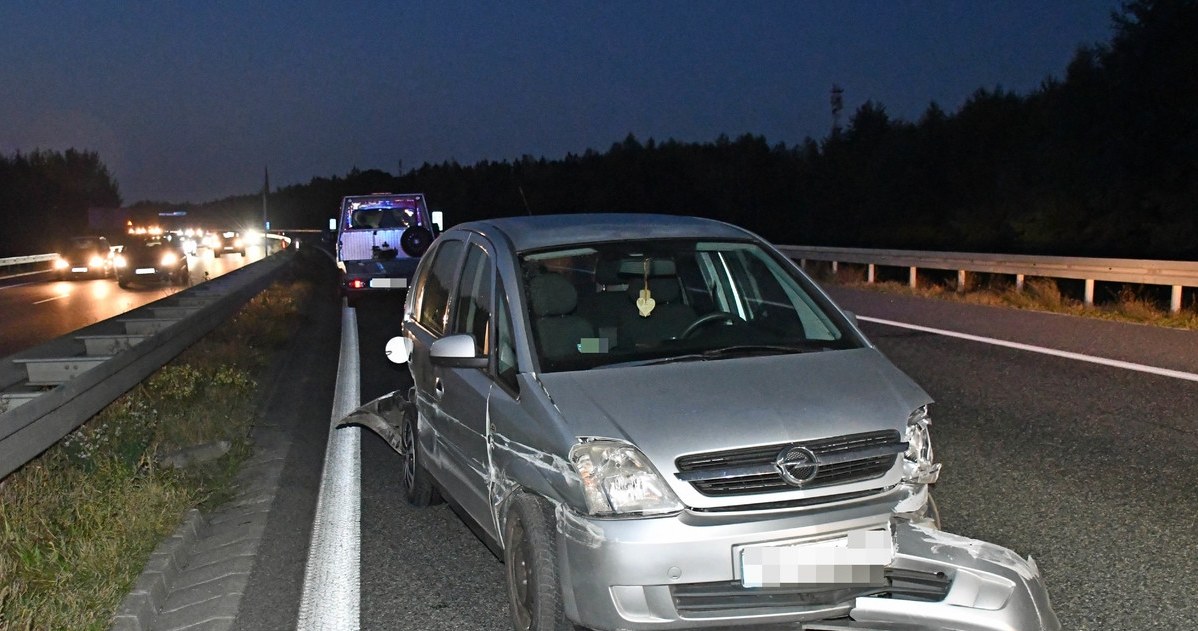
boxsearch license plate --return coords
[71,267,88,273]
[135,268,157,275]
[369,278,407,289]
[741,528,893,587]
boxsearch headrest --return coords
[617,258,676,276]
[627,277,681,304]
[594,258,622,285]
[529,274,578,317]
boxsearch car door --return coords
[407,237,466,492]
[431,236,499,527]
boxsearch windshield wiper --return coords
[632,344,826,367]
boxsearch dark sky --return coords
[1,1,1119,204]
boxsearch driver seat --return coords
[619,277,696,348]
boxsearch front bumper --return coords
[556,492,1059,631]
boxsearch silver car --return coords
[347,213,1059,631]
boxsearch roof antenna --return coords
[518,186,533,216]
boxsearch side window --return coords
[417,239,465,336]
[495,277,518,392]
[451,244,493,355]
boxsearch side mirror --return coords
[430,334,488,369]
[385,336,413,364]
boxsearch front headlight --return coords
[54,258,69,270]
[570,440,683,516]
[903,406,941,485]
[114,255,127,268]
[89,255,105,267]
[160,252,178,266]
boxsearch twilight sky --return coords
[1,1,1119,204]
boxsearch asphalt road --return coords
[0,246,264,358]
[232,279,1198,630]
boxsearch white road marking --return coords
[33,294,69,304]
[859,315,1198,383]
[298,305,361,630]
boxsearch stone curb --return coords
[110,508,208,631]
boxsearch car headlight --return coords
[114,255,127,268]
[161,252,178,266]
[570,440,683,516]
[89,255,105,267]
[903,406,941,485]
[54,258,69,269]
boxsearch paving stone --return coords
[171,555,255,592]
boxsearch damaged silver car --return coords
[344,213,1059,631]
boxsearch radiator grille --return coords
[675,430,902,497]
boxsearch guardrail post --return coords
[1084,279,1095,306]
[799,259,807,270]
[1016,274,1025,291]
[957,270,967,293]
[909,267,918,289]
[1171,285,1183,314]
[867,264,875,284]
[831,261,838,274]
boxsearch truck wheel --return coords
[503,494,579,631]
[400,405,441,507]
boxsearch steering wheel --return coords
[680,312,740,339]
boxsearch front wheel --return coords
[399,405,441,507]
[504,494,579,631]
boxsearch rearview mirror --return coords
[430,334,488,369]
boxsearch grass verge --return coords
[817,264,1198,330]
[0,271,312,630]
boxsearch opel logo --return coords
[775,445,819,486]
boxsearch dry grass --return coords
[821,264,1198,330]
[0,277,311,630]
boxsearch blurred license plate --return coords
[71,267,88,273]
[135,268,157,275]
[741,528,893,587]
[369,278,407,289]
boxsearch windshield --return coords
[521,239,859,372]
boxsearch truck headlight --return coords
[570,440,683,516]
[903,406,941,485]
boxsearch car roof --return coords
[453,213,753,252]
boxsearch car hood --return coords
[536,347,930,474]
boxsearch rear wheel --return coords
[399,405,441,507]
[504,494,578,631]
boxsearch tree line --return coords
[251,0,1194,260]
[0,150,121,257]
[5,0,1193,261]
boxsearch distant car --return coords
[212,230,245,257]
[114,237,190,288]
[53,236,114,280]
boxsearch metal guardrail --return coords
[0,253,56,268]
[0,250,295,480]
[777,245,1198,313]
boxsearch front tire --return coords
[504,494,577,631]
[399,405,441,507]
